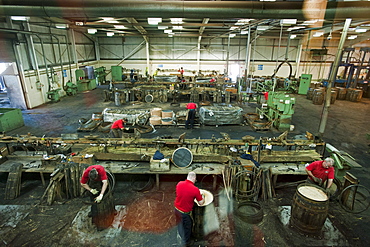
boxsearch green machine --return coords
[298,74,312,95]
[75,69,97,92]
[257,91,295,131]
[46,88,61,103]
[111,66,123,81]
[64,81,78,96]
[95,67,107,85]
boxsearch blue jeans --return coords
[175,209,192,245]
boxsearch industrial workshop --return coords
[0,1,370,247]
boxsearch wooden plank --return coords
[5,163,23,200]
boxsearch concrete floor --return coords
[1,85,370,246]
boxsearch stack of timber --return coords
[260,168,275,201]
[5,163,23,199]
[40,163,84,205]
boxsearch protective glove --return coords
[325,188,331,195]
[313,177,322,184]
[90,189,99,195]
[95,194,103,203]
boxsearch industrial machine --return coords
[63,81,78,96]
[257,91,295,131]
[298,74,312,95]
[75,68,97,92]
[95,67,107,85]
[46,88,61,103]
[111,66,123,82]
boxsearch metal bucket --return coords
[349,89,363,102]
[337,87,347,100]
[290,184,329,234]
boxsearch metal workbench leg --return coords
[156,174,159,189]
[213,175,217,190]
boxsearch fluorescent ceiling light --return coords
[171,18,183,24]
[158,26,168,30]
[168,34,174,37]
[56,24,68,29]
[260,0,276,2]
[88,29,97,34]
[229,34,236,38]
[355,28,367,33]
[107,32,115,37]
[348,35,357,40]
[164,29,173,34]
[101,17,114,21]
[257,26,269,31]
[287,26,305,31]
[107,20,119,24]
[235,19,252,25]
[148,18,162,25]
[173,26,183,30]
[10,16,29,21]
[290,34,297,39]
[75,22,84,26]
[240,30,248,35]
[313,31,324,37]
[280,19,297,26]
[229,26,238,30]
[114,25,126,29]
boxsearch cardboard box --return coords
[150,158,170,171]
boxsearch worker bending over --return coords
[80,165,108,204]
[305,157,335,191]
[110,118,127,138]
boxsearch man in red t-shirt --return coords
[110,118,127,138]
[185,103,197,129]
[174,172,204,246]
[80,165,108,204]
[305,158,335,189]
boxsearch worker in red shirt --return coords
[110,118,127,138]
[305,157,335,190]
[185,102,197,129]
[174,172,204,246]
[80,165,108,204]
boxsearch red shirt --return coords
[186,103,197,110]
[80,165,108,184]
[111,119,125,129]
[174,180,203,213]
[306,160,335,182]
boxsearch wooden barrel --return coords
[337,87,347,100]
[150,108,162,117]
[161,110,173,118]
[149,116,161,125]
[330,89,338,104]
[161,118,173,125]
[349,89,363,102]
[306,88,315,100]
[312,89,325,105]
[290,184,329,234]
[345,88,355,101]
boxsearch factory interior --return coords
[0,1,370,247]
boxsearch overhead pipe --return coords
[0,1,369,20]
